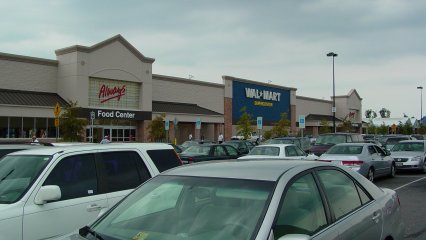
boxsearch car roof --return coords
[255,144,295,147]
[333,143,373,146]
[164,160,329,181]
[7,143,174,156]
[399,140,426,143]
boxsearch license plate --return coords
[396,162,403,167]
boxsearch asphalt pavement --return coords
[374,172,426,240]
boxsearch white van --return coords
[0,143,182,240]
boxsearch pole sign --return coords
[165,119,170,131]
[53,102,61,117]
[257,117,263,130]
[196,117,201,130]
[299,115,305,129]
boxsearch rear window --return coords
[327,145,363,155]
[147,149,182,172]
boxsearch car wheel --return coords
[422,161,426,173]
[389,164,396,178]
[367,168,375,182]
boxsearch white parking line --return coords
[394,176,426,191]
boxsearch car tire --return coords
[422,161,426,173]
[367,168,375,182]
[389,164,396,178]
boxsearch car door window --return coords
[317,169,363,220]
[146,149,182,172]
[373,146,386,157]
[294,146,306,156]
[346,135,352,143]
[274,173,327,238]
[224,145,239,157]
[43,154,97,201]
[100,151,147,193]
[367,146,377,155]
[214,146,227,157]
[285,146,299,157]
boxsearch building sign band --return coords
[89,77,140,109]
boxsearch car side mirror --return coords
[35,185,61,205]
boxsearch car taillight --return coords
[342,160,364,166]
[187,157,193,164]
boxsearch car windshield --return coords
[326,145,363,155]
[181,141,198,148]
[248,146,280,156]
[391,142,424,152]
[0,155,51,204]
[223,141,239,149]
[182,146,211,156]
[315,135,346,145]
[91,175,274,240]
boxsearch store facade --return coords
[0,34,362,143]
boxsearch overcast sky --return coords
[1,0,425,119]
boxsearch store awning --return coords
[153,101,222,116]
[0,89,68,107]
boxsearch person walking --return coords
[189,133,193,140]
[100,135,111,144]
[218,133,224,144]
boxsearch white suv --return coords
[0,143,182,240]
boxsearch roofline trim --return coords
[0,52,58,66]
[222,75,297,91]
[55,34,155,63]
[296,95,332,103]
[152,74,224,88]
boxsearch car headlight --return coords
[411,156,422,161]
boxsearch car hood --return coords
[391,151,424,158]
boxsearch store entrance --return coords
[86,126,136,142]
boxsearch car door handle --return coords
[87,204,103,212]
[372,212,381,223]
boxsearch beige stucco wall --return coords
[296,96,332,117]
[335,90,362,122]
[0,105,55,118]
[0,59,58,93]
[152,75,224,114]
[57,41,153,111]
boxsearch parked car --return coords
[378,135,413,151]
[179,139,214,151]
[390,140,426,172]
[0,143,182,240]
[62,160,405,240]
[231,131,261,142]
[411,134,426,140]
[318,143,395,182]
[179,144,242,164]
[263,137,311,152]
[222,140,255,154]
[238,144,317,160]
[309,133,364,157]
[168,143,183,153]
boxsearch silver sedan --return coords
[59,160,404,240]
[318,143,395,182]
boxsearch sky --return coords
[1,0,425,119]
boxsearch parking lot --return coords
[375,172,426,240]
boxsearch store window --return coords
[0,117,56,139]
[0,117,8,138]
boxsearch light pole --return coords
[418,86,423,123]
[327,52,338,133]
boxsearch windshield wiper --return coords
[0,169,14,183]
[79,226,105,240]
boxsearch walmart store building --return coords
[0,35,363,143]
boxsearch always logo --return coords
[98,84,126,103]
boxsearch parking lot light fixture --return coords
[327,52,338,133]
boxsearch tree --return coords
[377,122,389,134]
[147,114,166,142]
[59,101,88,142]
[365,109,377,119]
[319,119,331,134]
[379,108,391,118]
[367,119,377,134]
[236,106,255,140]
[269,113,291,138]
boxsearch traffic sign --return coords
[90,111,95,120]
[196,117,201,129]
[257,117,263,130]
[54,118,60,127]
[54,102,61,117]
[299,115,305,129]
[165,119,170,131]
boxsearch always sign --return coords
[98,84,126,103]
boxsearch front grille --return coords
[394,158,409,162]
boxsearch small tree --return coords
[319,119,330,134]
[148,114,166,142]
[367,119,377,134]
[60,101,87,142]
[379,108,391,118]
[377,122,389,134]
[365,109,377,119]
[270,113,290,137]
[236,106,255,140]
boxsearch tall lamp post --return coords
[327,52,338,133]
[418,86,423,124]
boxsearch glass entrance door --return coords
[86,126,136,142]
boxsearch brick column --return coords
[224,97,233,141]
